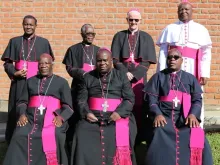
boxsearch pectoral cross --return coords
[89,62,94,70]
[23,62,27,70]
[102,100,109,112]
[173,97,180,108]
[38,104,45,115]
[130,52,134,62]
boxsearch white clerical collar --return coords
[128,28,139,35]
[82,42,92,47]
[179,20,193,25]
[84,44,91,47]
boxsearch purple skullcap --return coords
[98,47,112,53]
[127,8,141,14]
[40,53,54,61]
[179,0,193,7]
[127,8,141,19]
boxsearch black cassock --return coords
[111,30,156,142]
[3,75,73,165]
[62,43,99,147]
[143,69,213,165]
[71,68,137,165]
[1,35,53,143]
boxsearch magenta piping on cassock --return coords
[88,97,132,165]
[159,90,204,165]
[28,96,61,165]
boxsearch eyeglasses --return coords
[167,55,181,60]
[84,32,96,36]
[128,19,140,22]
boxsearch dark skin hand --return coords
[17,114,28,127]
[14,69,27,78]
[185,114,200,128]
[154,114,167,127]
[86,113,98,122]
[109,112,121,122]
[200,77,208,85]
[52,116,63,127]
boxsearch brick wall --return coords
[0,0,219,105]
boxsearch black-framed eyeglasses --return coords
[167,55,181,60]
[128,19,140,22]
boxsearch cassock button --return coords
[102,162,106,164]
[102,155,105,158]
[101,136,104,139]
[102,149,105,151]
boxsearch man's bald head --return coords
[96,47,112,74]
[38,53,53,76]
[178,2,193,23]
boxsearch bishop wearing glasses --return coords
[143,48,213,165]
[62,24,100,154]
[156,0,212,127]
[111,9,157,144]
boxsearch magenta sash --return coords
[15,60,38,79]
[122,57,144,104]
[29,96,61,165]
[160,90,204,165]
[88,97,132,165]
[170,46,202,80]
[122,57,144,130]
[83,63,95,72]
[88,97,121,111]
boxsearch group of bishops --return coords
[1,1,214,165]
